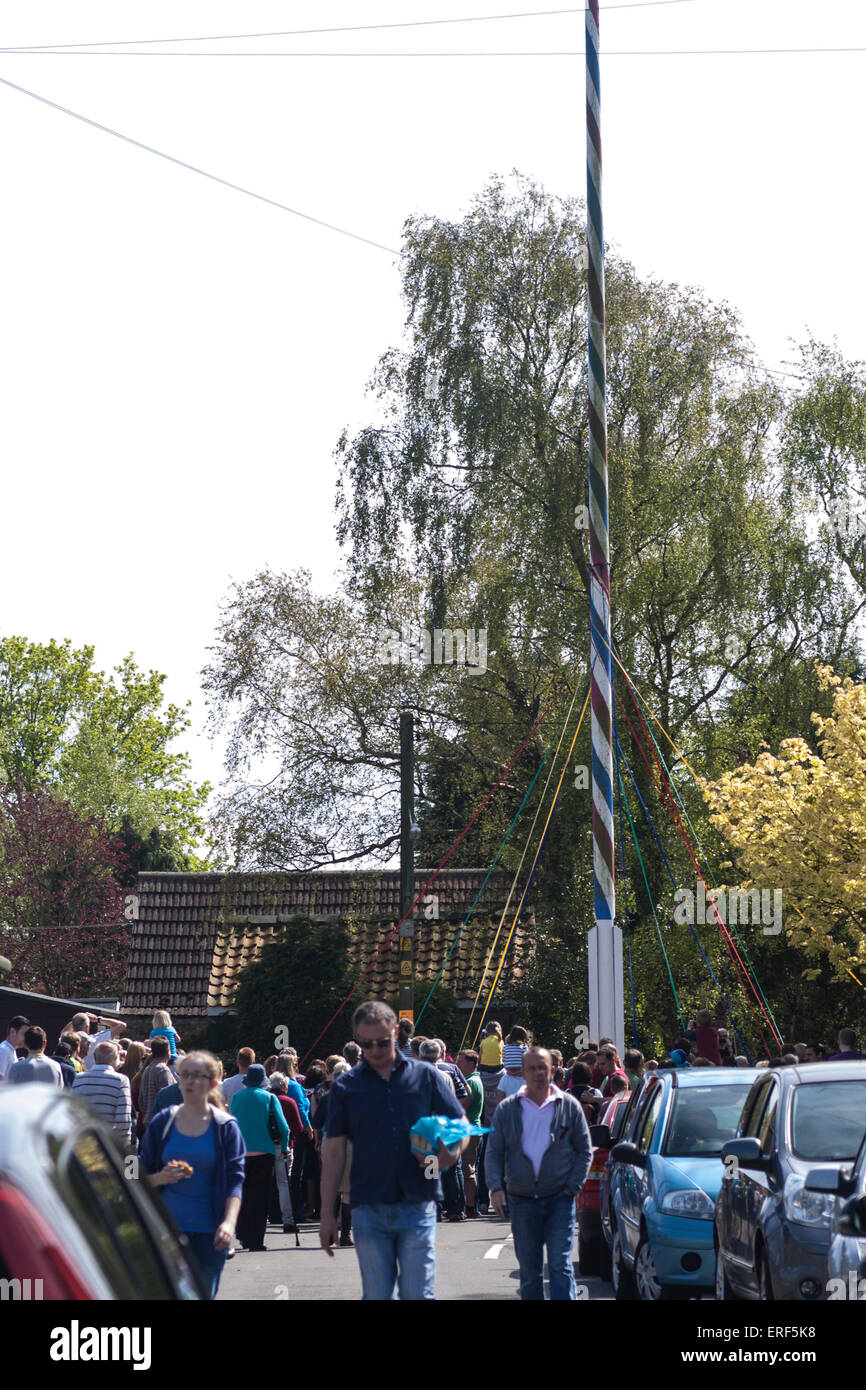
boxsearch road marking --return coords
[483,1233,513,1260]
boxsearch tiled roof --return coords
[122,870,533,1017]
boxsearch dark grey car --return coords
[714,1062,866,1301]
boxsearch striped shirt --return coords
[72,1066,134,1146]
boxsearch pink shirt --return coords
[518,1084,565,1177]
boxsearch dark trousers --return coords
[291,1132,307,1216]
[237,1153,275,1250]
[477,1133,490,1208]
[441,1157,465,1216]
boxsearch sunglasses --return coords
[357,1037,393,1050]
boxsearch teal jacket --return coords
[230,1084,290,1152]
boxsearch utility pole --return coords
[585,0,623,1055]
[398,711,419,1023]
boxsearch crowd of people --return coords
[2,1000,863,1301]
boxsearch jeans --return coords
[184,1232,227,1300]
[351,1201,437,1300]
[508,1191,577,1300]
[441,1156,465,1217]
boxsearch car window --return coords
[626,1080,659,1143]
[663,1084,753,1156]
[637,1086,664,1154]
[791,1081,866,1161]
[757,1083,778,1154]
[64,1131,176,1298]
[741,1079,773,1138]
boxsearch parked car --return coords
[576,1088,635,1275]
[607,1067,759,1300]
[805,1130,866,1301]
[599,1078,649,1280]
[0,1085,206,1299]
[715,1061,866,1301]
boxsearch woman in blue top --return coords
[141,1050,245,1299]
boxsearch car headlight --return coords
[784,1174,835,1226]
[660,1188,715,1219]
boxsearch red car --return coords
[0,1085,206,1299]
[576,1089,633,1275]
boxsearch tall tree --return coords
[204,175,864,1050]
[0,637,210,858]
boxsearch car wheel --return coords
[599,1233,613,1282]
[578,1226,601,1276]
[612,1228,636,1300]
[634,1232,688,1301]
[757,1245,775,1301]
[714,1235,735,1301]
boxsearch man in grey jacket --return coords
[486,1047,592,1300]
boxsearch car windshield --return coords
[791,1082,866,1161]
[663,1085,753,1156]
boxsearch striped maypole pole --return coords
[585,0,623,1054]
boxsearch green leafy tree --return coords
[0,637,210,857]
[205,175,864,1053]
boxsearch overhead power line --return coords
[0,2,706,54]
[0,75,399,255]
[2,47,864,57]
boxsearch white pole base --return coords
[588,921,624,1058]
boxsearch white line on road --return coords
[483,1233,513,1260]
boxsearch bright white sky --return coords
[1,0,864,803]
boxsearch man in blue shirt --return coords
[320,1000,467,1299]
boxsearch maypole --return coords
[585,0,623,1053]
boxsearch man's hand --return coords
[319,1213,339,1257]
[490,1189,508,1218]
[434,1139,460,1171]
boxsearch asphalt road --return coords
[217,1213,614,1301]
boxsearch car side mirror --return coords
[838,1194,866,1237]
[611,1141,646,1168]
[805,1167,854,1197]
[590,1124,611,1148]
[721,1138,770,1171]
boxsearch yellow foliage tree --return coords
[699,665,866,982]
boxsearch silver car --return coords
[805,1131,866,1302]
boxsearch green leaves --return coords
[0,636,209,853]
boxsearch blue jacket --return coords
[286,1078,310,1125]
[140,1106,246,1229]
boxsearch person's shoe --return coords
[447,1212,467,1223]
[478,1204,489,1215]
[339,1235,354,1247]
[465,1206,480,1218]
[283,1223,297,1234]
[226,1247,236,1259]
[247,1244,267,1252]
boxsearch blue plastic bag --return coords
[409,1114,490,1156]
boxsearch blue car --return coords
[607,1067,758,1300]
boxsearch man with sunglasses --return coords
[320,999,468,1299]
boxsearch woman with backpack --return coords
[140,1050,245,1298]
